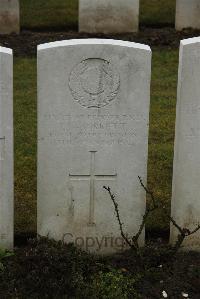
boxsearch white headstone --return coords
[37,39,151,254]
[79,0,139,33]
[171,37,200,251]
[0,47,13,250]
[0,0,20,34]
[176,0,200,31]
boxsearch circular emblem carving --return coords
[69,58,120,108]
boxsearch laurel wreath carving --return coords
[69,58,120,108]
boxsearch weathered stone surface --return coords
[0,47,13,249]
[37,39,151,254]
[0,0,20,34]
[170,37,200,251]
[176,0,200,30]
[79,0,139,33]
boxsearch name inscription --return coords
[40,113,147,146]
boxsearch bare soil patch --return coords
[1,27,200,56]
[0,238,199,298]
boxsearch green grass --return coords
[147,49,178,230]
[20,0,78,30]
[14,58,37,235]
[14,49,179,234]
[140,0,176,26]
[20,0,176,30]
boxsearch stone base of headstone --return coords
[0,0,20,35]
[79,0,139,33]
[176,0,200,31]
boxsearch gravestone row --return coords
[176,0,200,31]
[0,37,200,253]
[1,0,200,35]
[79,0,139,33]
[0,0,20,34]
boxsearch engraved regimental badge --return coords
[69,58,120,108]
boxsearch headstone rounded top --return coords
[180,36,200,46]
[0,47,12,55]
[37,39,151,52]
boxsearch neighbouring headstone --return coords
[170,37,200,251]
[0,0,20,34]
[176,0,200,30]
[0,46,13,250]
[37,39,151,254]
[79,0,139,33]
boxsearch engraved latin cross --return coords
[69,151,117,225]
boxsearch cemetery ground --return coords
[0,1,200,298]
[0,237,199,298]
[0,29,199,298]
[9,28,195,237]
